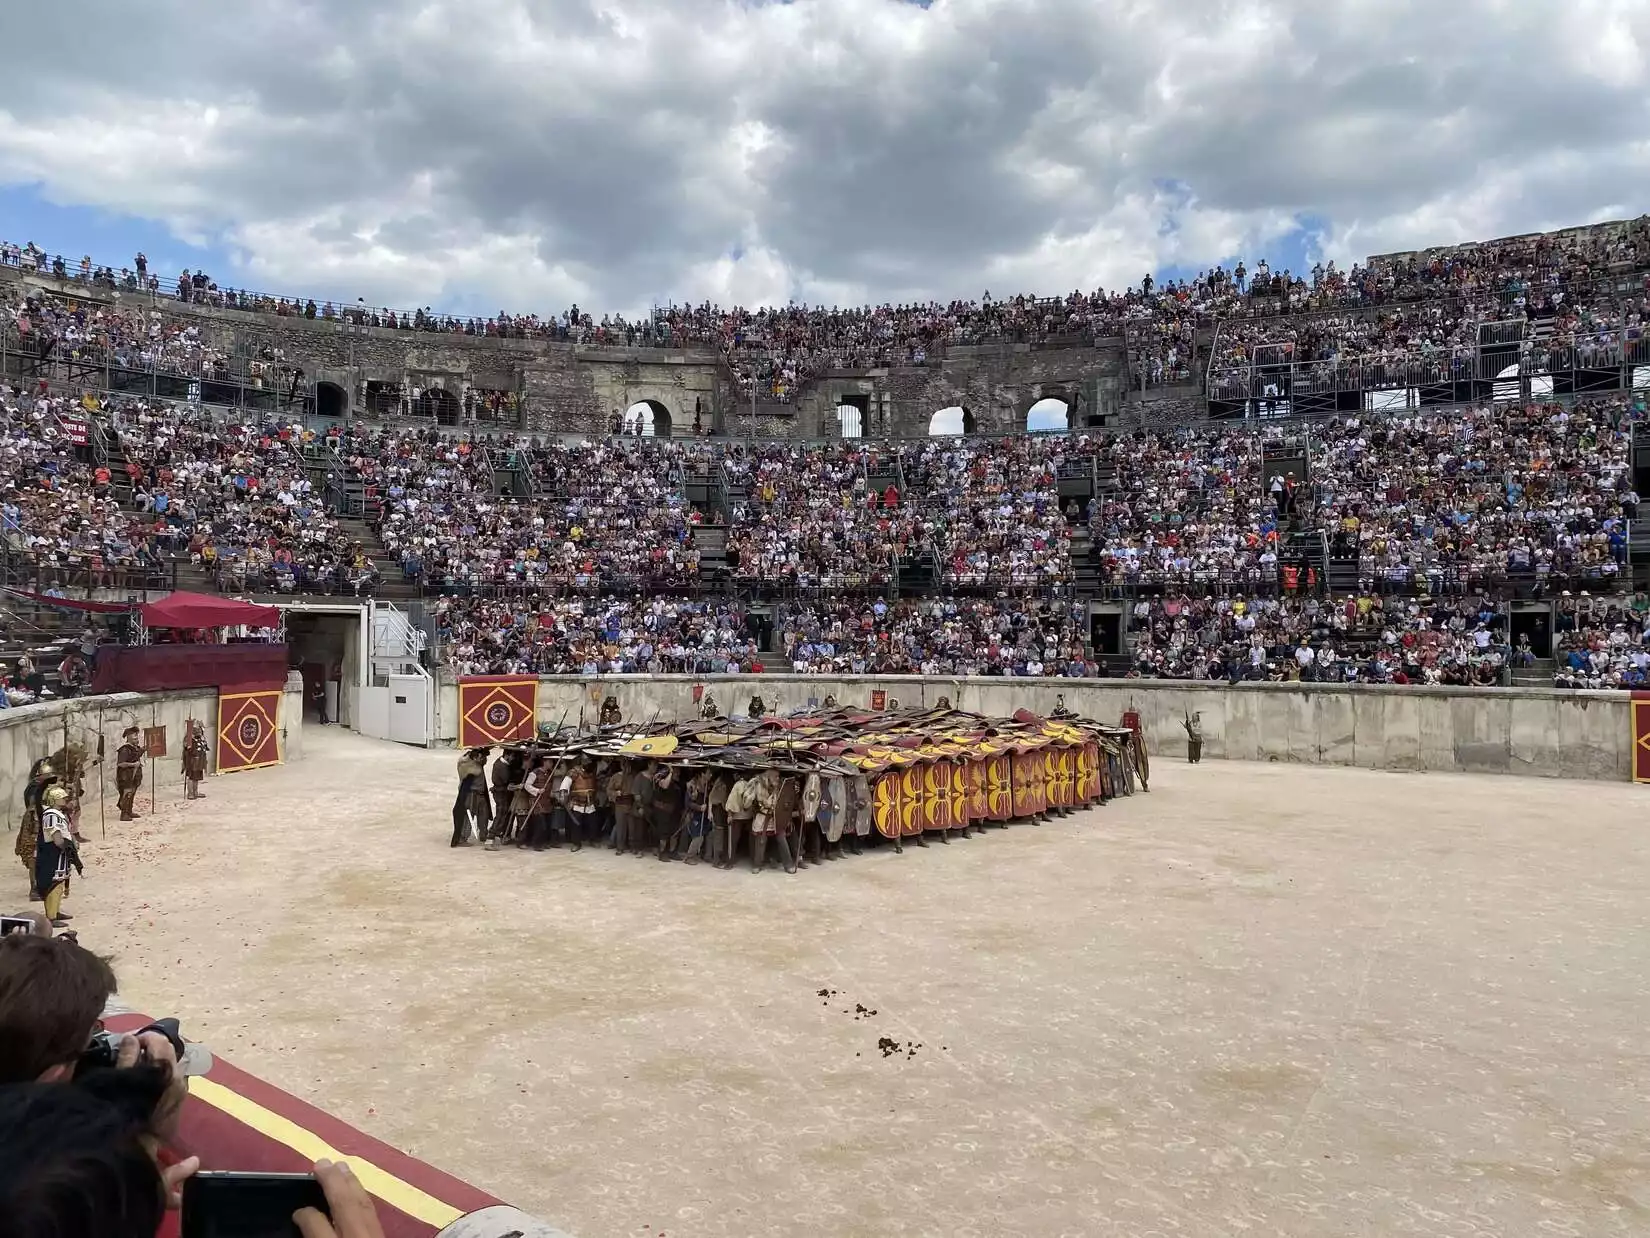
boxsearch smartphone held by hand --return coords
[181,1171,329,1238]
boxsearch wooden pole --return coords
[148,704,157,817]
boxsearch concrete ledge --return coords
[434,674,1634,782]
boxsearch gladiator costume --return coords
[747,694,766,719]
[699,692,721,721]
[599,696,623,727]
[181,722,210,799]
[1051,696,1076,720]
[115,728,145,821]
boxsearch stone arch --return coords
[315,380,348,421]
[415,387,460,425]
[929,406,977,437]
[1026,396,1069,433]
[624,399,672,437]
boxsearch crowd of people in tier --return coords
[434,595,764,676]
[1088,396,1638,596]
[10,215,1644,414]
[776,597,1093,677]
[1550,590,1650,689]
[1126,593,1511,686]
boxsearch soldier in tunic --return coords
[35,784,82,927]
[773,769,802,875]
[749,768,779,872]
[609,761,637,854]
[566,757,598,851]
[706,771,733,866]
[1182,711,1203,764]
[451,748,490,846]
[599,695,623,727]
[181,721,210,799]
[682,768,712,864]
[799,771,824,866]
[650,763,685,861]
[115,726,145,821]
[722,772,757,870]
[626,760,655,858]
[489,750,520,843]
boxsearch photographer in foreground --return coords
[0,933,185,1145]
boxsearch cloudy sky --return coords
[2,0,1645,320]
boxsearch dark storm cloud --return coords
[0,0,1644,313]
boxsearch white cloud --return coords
[0,0,1644,316]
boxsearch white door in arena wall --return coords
[387,674,430,746]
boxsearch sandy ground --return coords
[19,727,1650,1237]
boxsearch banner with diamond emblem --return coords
[216,688,284,774]
[458,676,539,749]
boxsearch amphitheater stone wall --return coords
[0,684,307,827]
[435,675,1633,782]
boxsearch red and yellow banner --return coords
[216,688,283,774]
[458,676,539,748]
[1634,697,1650,784]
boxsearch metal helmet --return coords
[42,785,70,809]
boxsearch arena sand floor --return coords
[50,727,1650,1237]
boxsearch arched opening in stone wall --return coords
[1026,397,1069,433]
[624,400,672,438]
[929,406,976,437]
[416,387,461,425]
[315,380,348,421]
[835,404,863,439]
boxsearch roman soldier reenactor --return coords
[1051,695,1076,720]
[451,748,490,846]
[36,784,83,927]
[747,693,766,719]
[567,758,598,852]
[181,721,210,799]
[16,758,57,900]
[1182,711,1203,764]
[599,696,623,727]
[699,691,721,720]
[115,726,145,821]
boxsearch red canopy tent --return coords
[138,591,281,630]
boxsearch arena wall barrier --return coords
[434,676,1634,781]
[0,682,307,821]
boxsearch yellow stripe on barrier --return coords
[189,1077,463,1229]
